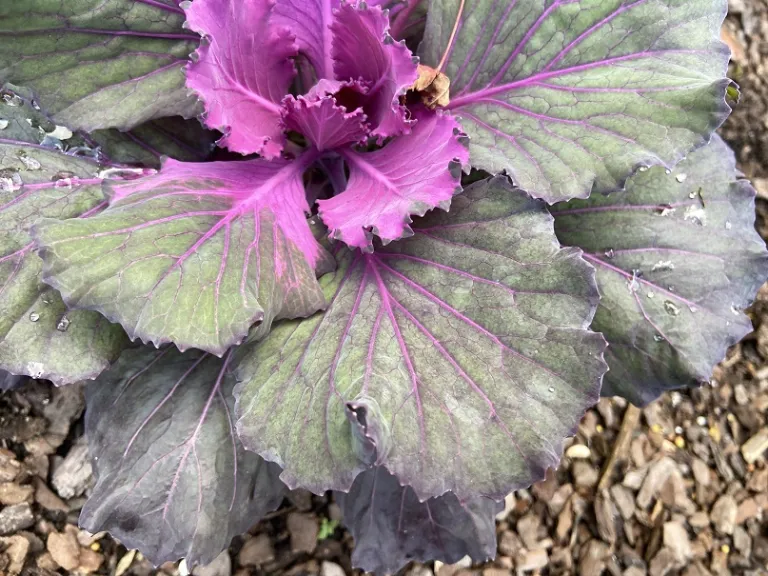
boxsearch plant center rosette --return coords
[184,0,468,253]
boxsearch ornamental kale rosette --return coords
[0,0,765,572]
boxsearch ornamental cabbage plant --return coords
[0,0,766,572]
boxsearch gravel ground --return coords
[2,1,768,575]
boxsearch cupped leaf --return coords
[0,93,128,384]
[336,467,500,574]
[80,346,286,567]
[553,135,768,405]
[0,0,199,132]
[282,93,368,152]
[34,156,331,356]
[331,2,418,139]
[318,109,467,249]
[184,0,297,157]
[89,117,217,168]
[235,176,607,501]
[421,0,732,203]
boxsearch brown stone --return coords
[77,547,104,574]
[33,477,68,512]
[46,530,80,571]
[238,534,274,566]
[0,535,29,576]
[0,482,33,506]
[287,512,318,554]
[735,497,758,524]
[710,495,737,535]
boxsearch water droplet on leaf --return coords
[28,312,40,322]
[56,315,70,332]
[725,221,732,230]
[652,260,675,272]
[605,248,615,259]
[675,173,687,183]
[653,334,665,342]
[0,170,22,192]
[647,291,655,299]
[17,152,41,171]
[664,301,681,316]
[1,92,22,107]
[0,119,7,130]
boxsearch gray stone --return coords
[51,442,92,499]
[0,504,34,535]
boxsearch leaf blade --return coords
[236,176,607,501]
[421,0,732,202]
[553,135,768,404]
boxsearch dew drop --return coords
[647,291,655,299]
[683,205,706,226]
[688,190,698,199]
[653,334,665,342]
[638,166,649,172]
[665,169,672,175]
[26,362,44,379]
[605,248,615,259]
[652,260,675,272]
[664,301,681,316]
[730,304,741,316]
[725,220,732,230]
[656,205,676,217]
[675,173,687,183]
[28,312,40,322]
[0,170,22,192]
[17,152,41,171]
[1,92,22,107]
[548,386,555,393]
[688,305,697,314]
[0,119,7,130]
[56,315,70,332]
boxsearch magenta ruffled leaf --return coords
[273,0,339,80]
[34,157,330,356]
[184,0,297,157]
[282,93,368,151]
[331,2,418,139]
[318,109,467,249]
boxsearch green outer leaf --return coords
[80,347,286,567]
[553,135,768,405]
[0,0,200,132]
[235,177,607,502]
[421,0,731,203]
[34,157,331,356]
[0,94,127,384]
[88,116,217,168]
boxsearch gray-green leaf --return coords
[0,92,127,384]
[553,135,768,405]
[421,0,731,202]
[235,176,607,502]
[0,0,200,131]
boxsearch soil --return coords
[2,1,768,575]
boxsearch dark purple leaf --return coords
[337,467,499,574]
[81,346,286,567]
